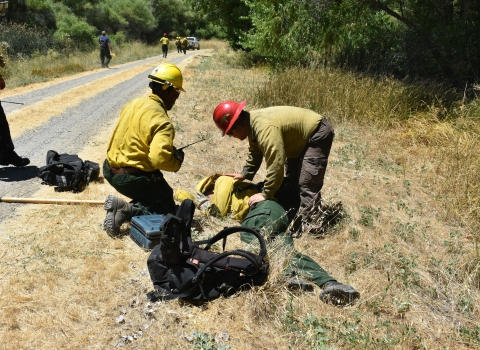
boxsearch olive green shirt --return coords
[240,106,323,199]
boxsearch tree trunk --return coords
[369,0,461,87]
[444,0,454,25]
[460,0,471,21]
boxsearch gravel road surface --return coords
[0,53,193,221]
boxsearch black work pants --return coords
[103,159,176,216]
[162,44,168,58]
[100,47,111,67]
[0,101,15,158]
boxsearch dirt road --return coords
[0,52,197,222]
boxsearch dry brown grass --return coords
[0,43,479,349]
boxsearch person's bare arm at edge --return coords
[223,173,245,180]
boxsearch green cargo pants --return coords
[103,159,176,217]
[240,200,334,287]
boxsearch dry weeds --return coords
[0,43,478,349]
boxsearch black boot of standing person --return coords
[0,102,29,167]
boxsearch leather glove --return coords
[173,147,184,164]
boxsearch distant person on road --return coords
[103,62,186,237]
[98,30,113,68]
[175,36,181,53]
[160,33,169,58]
[0,7,30,168]
[180,37,188,55]
[212,101,335,234]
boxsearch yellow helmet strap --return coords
[148,75,175,90]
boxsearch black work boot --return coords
[103,195,133,237]
[284,274,315,292]
[319,281,360,306]
[0,151,30,167]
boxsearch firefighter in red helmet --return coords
[160,33,169,58]
[213,100,335,234]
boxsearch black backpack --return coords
[147,200,269,302]
[37,150,100,193]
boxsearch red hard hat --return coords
[213,100,246,136]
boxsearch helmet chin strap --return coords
[149,81,172,94]
[148,75,174,90]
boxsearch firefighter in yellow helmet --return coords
[103,62,186,237]
[174,36,181,53]
[180,37,189,55]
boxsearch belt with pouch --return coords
[110,167,141,174]
[106,161,141,174]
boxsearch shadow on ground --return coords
[0,165,38,182]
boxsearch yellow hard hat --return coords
[148,62,185,92]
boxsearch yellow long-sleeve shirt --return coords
[240,106,323,199]
[106,94,181,172]
[160,37,169,45]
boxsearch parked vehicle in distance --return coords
[186,37,200,50]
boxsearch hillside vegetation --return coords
[0,42,478,349]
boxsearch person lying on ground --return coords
[241,199,360,306]
[176,174,360,306]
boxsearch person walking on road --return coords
[160,33,169,58]
[175,36,181,53]
[212,101,335,233]
[0,6,30,168]
[180,37,188,55]
[103,62,186,237]
[98,30,113,68]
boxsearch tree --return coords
[189,0,251,47]
[349,0,480,86]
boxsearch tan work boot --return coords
[103,195,132,237]
[319,281,360,306]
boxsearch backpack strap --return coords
[199,226,267,260]
[46,150,60,164]
[190,226,267,274]
[175,199,195,237]
[159,199,196,263]
[193,248,264,280]
[48,161,85,193]
[191,247,261,273]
